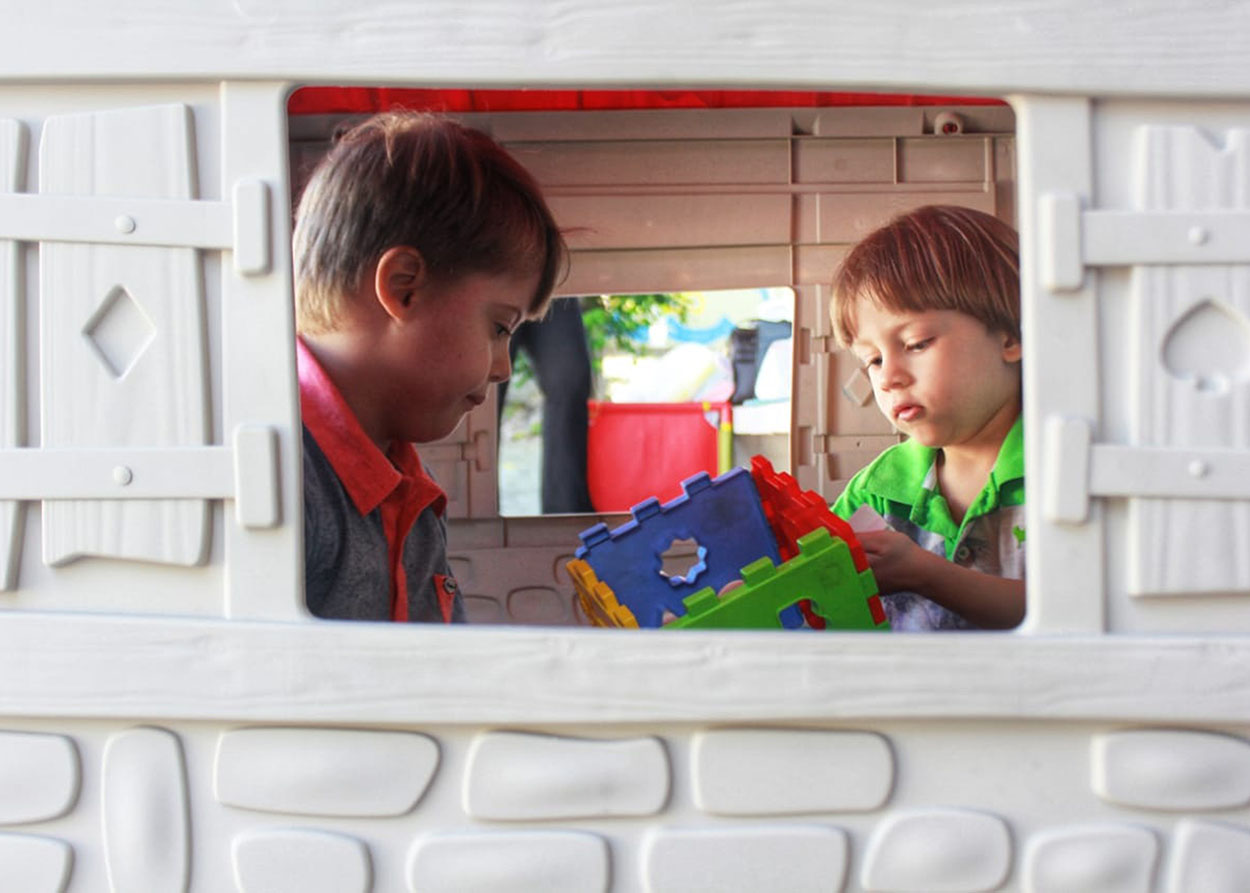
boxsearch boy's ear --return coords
[1001,332,1023,363]
[374,246,428,322]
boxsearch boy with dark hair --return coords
[293,112,566,621]
[830,205,1024,631]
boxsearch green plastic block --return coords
[666,527,888,631]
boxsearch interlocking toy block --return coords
[666,527,888,631]
[751,454,869,571]
[566,558,639,628]
[569,456,888,631]
[573,467,781,628]
[750,454,877,629]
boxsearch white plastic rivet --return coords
[1188,226,1208,245]
[113,466,133,486]
[1188,460,1209,479]
[115,215,136,234]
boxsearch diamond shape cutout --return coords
[83,285,156,379]
[842,366,875,407]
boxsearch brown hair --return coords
[830,205,1019,347]
[293,112,567,334]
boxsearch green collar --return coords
[869,415,1024,543]
[871,415,1024,504]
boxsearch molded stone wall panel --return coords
[0,732,79,825]
[644,825,848,893]
[0,833,72,893]
[464,731,669,820]
[215,726,438,817]
[101,727,189,893]
[408,830,609,893]
[1092,730,1250,810]
[1024,824,1157,893]
[692,728,893,815]
[233,829,371,893]
[861,808,1012,892]
[1167,819,1250,893]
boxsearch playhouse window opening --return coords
[286,85,1025,633]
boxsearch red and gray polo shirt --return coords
[297,338,464,623]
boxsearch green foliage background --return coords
[512,293,696,390]
[580,293,694,364]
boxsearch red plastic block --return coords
[750,455,869,572]
[749,456,878,629]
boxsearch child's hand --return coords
[858,529,1026,630]
[856,528,938,594]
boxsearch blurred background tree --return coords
[512,293,697,390]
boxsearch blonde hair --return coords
[831,205,1019,347]
[293,112,566,334]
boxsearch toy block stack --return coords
[566,457,888,631]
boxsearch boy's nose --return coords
[878,353,910,389]
[489,344,512,383]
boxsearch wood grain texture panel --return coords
[1128,126,1250,596]
[1,3,1249,98]
[39,103,210,567]
[218,81,305,621]
[1015,96,1104,633]
[0,615,1243,723]
[0,119,25,590]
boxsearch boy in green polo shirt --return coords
[830,205,1024,631]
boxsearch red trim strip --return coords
[289,86,1006,116]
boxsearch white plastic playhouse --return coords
[1,2,1250,891]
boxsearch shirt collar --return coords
[871,438,939,504]
[989,414,1025,487]
[297,338,446,517]
[867,413,1024,504]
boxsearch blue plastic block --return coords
[574,467,781,627]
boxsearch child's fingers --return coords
[856,529,894,557]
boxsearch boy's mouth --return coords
[893,403,922,423]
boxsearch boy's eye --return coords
[495,323,513,338]
[861,356,881,369]
[906,337,933,352]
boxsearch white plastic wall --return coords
[0,2,1248,890]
